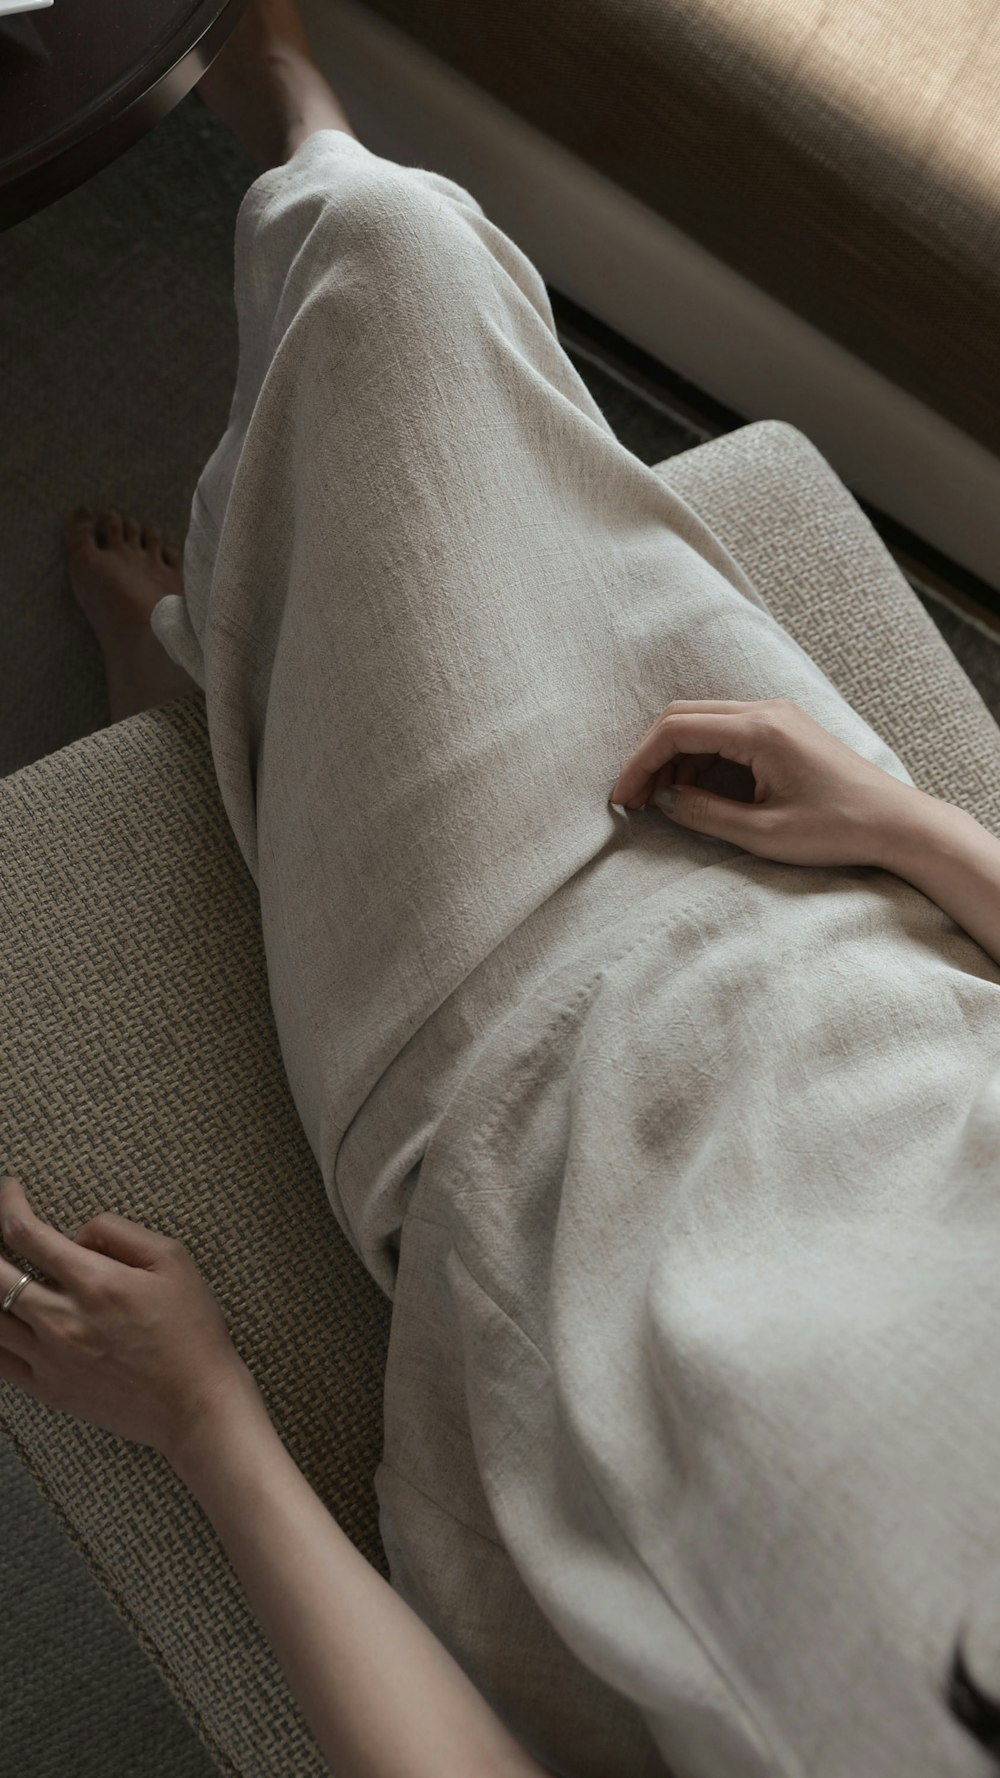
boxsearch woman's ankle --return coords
[277,52,358,158]
[196,0,358,171]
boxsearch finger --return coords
[73,1208,172,1269]
[0,1290,37,1386]
[650,779,765,851]
[613,713,757,806]
[64,507,97,557]
[660,752,720,792]
[0,1255,41,1345]
[0,1244,66,1341]
[650,752,717,786]
[630,700,761,755]
[0,1176,102,1293]
[612,704,760,803]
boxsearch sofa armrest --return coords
[0,695,389,1778]
[655,420,1000,841]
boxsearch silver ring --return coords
[1,1272,35,1315]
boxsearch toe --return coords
[64,507,96,554]
[122,514,141,545]
[163,545,182,569]
[141,524,162,551]
[98,509,124,547]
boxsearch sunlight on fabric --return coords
[693,0,1000,206]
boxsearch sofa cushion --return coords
[360,0,1000,456]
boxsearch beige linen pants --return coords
[153,131,1000,1778]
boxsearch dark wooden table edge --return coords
[0,0,249,232]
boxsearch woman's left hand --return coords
[0,1174,255,1462]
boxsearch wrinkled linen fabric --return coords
[152,129,1000,1778]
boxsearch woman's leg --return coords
[194,0,359,169]
[64,0,357,719]
[133,1,916,1296]
[69,0,916,1299]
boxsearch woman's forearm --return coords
[881,788,1000,971]
[169,1370,551,1778]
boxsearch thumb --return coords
[74,1209,172,1267]
[650,782,759,846]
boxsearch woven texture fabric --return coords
[360,0,1000,455]
[1,420,998,1776]
[0,700,392,1778]
[655,422,1000,841]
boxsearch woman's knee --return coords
[309,153,484,319]
[240,143,481,340]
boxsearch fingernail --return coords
[651,786,679,814]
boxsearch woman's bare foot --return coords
[65,507,201,723]
[195,0,357,171]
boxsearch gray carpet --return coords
[2,88,998,1778]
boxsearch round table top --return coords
[0,0,248,231]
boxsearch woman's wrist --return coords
[166,1358,273,1492]
[871,785,1000,972]
[869,782,952,880]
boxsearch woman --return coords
[4,3,1000,1773]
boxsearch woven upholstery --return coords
[658,423,1000,837]
[2,419,999,1778]
[360,0,1000,455]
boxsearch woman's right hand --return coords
[609,696,925,871]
